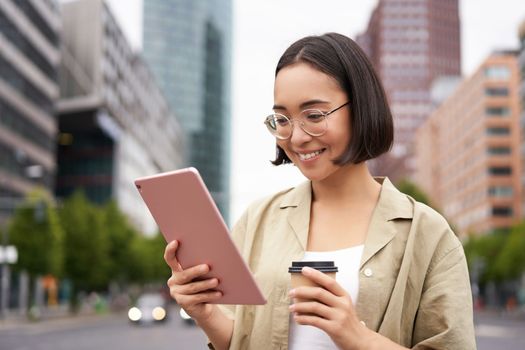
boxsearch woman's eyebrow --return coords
[272,99,330,110]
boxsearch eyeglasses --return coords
[264,101,350,140]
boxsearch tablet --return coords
[134,167,266,305]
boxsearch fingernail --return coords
[289,289,295,296]
[302,266,313,274]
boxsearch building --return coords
[356,0,461,182]
[519,20,525,216]
[0,0,61,224]
[414,52,521,237]
[142,0,232,221]
[57,0,184,234]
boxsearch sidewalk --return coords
[474,306,525,322]
[0,304,122,331]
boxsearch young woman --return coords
[164,33,476,350]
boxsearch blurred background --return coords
[1,0,525,349]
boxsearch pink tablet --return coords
[134,167,266,305]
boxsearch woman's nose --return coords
[289,120,313,144]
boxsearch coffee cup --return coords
[288,261,338,303]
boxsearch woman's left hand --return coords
[289,266,373,350]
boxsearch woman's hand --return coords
[164,240,234,350]
[289,266,372,350]
[164,240,223,322]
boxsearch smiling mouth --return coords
[297,149,326,161]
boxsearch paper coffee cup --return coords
[288,261,338,303]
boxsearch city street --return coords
[1,307,525,349]
[475,310,525,350]
[0,306,208,350]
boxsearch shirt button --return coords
[363,268,373,277]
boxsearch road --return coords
[0,306,208,350]
[1,307,524,349]
[475,310,525,350]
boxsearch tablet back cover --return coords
[135,167,266,305]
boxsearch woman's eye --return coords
[305,113,324,122]
[275,116,290,126]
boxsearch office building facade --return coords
[519,20,525,216]
[0,0,60,224]
[356,0,461,181]
[142,0,232,221]
[415,52,521,237]
[58,0,184,233]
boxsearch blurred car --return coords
[128,293,169,324]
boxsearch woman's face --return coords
[273,62,351,182]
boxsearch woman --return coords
[164,32,476,349]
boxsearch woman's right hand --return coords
[164,240,223,322]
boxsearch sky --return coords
[105,0,525,225]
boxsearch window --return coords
[484,66,511,80]
[488,167,512,175]
[488,187,513,197]
[492,207,513,217]
[487,147,511,155]
[0,56,53,114]
[13,0,59,46]
[486,127,510,135]
[0,98,54,151]
[486,107,510,117]
[0,141,51,187]
[485,87,509,96]
[0,11,56,81]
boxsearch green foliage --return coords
[8,188,171,303]
[493,223,525,280]
[464,224,525,284]
[102,200,137,282]
[464,230,507,283]
[8,190,64,277]
[59,191,110,292]
[396,179,431,206]
[128,233,169,283]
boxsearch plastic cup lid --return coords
[288,260,338,273]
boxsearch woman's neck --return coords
[310,163,381,205]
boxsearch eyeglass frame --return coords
[264,101,350,140]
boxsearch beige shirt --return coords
[217,178,476,350]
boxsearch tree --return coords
[396,179,431,206]
[144,233,170,282]
[463,230,508,283]
[59,191,110,308]
[8,190,64,278]
[102,200,137,284]
[127,232,169,284]
[493,222,525,281]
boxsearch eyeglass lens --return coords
[266,110,327,139]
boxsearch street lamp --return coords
[0,202,17,319]
[0,244,18,319]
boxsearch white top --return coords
[288,245,365,350]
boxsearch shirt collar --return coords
[279,177,414,221]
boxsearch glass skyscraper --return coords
[142,0,232,221]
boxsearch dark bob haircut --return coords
[271,32,393,165]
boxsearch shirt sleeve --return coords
[412,240,476,350]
